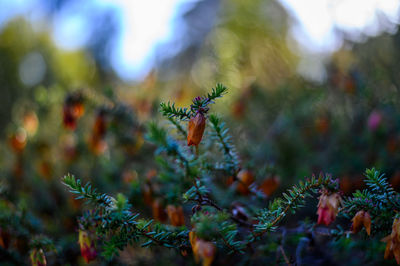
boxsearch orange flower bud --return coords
[259,176,280,197]
[88,110,107,155]
[152,200,167,223]
[143,183,153,206]
[316,191,341,226]
[187,113,206,146]
[63,93,84,130]
[236,170,254,195]
[166,205,185,226]
[63,106,77,130]
[189,231,216,266]
[30,248,46,266]
[23,111,39,136]
[78,230,97,263]
[72,102,85,119]
[351,210,371,235]
[9,129,27,153]
[382,218,400,264]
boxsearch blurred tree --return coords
[0,18,101,136]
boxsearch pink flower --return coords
[317,192,342,226]
[368,111,382,131]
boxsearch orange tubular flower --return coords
[142,183,154,206]
[351,210,371,235]
[316,191,342,226]
[166,205,185,226]
[30,248,47,266]
[78,230,97,263]
[187,112,206,146]
[382,218,400,264]
[259,176,280,197]
[236,170,254,195]
[63,93,84,130]
[152,200,167,223]
[189,231,216,266]
[9,129,27,153]
[88,110,107,155]
[23,111,39,136]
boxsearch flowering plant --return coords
[58,85,400,265]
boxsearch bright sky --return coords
[279,0,400,53]
[1,0,400,81]
[52,0,191,80]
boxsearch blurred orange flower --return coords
[88,109,107,155]
[166,205,185,226]
[63,93,84,130]
[9,129,27,153]
[142,183,153,206]
[236,170,254,195]
[259,176,280,197]
[23,111,39,136]
[351,210,371,235]
[189,231,216,266]
[152,200,167,223]
[382,218,400,264]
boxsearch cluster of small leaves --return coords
[159,83,227,119]
[160,102,191,120]
[191,207,245,253]
[190,84,228,113]
[167,117,187,137]
[183,179,208,203]
[209,114,241,176]
[63,173,114,209]
[29,236,55,251]
[146,122,196,179]
[251,173,332,239]
[341,168,400,235]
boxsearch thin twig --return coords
[279,245,291,265]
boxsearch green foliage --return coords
[160,102,191,120]
[341,168,400,235]
[63,174,114,209]
[63,173,190,259]
[190,83,228,112]
[252,173,332,238]
[62,85,359,263]
[209,114,240,176]
[159,83,227,119]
